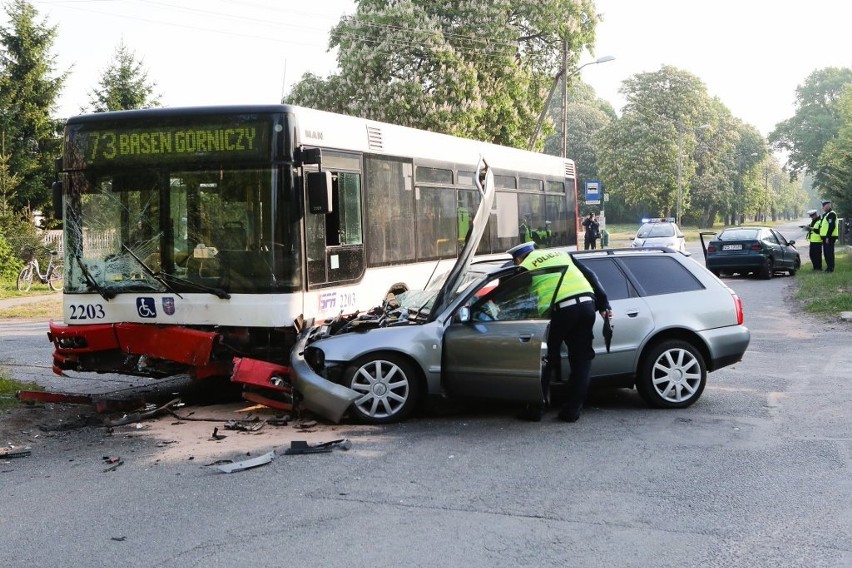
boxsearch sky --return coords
[10,0,852,137]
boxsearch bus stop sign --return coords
[585,180,601,205]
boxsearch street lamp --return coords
[528,54,615,152]
[676,123,710,225]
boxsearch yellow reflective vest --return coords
[519,249,593,315]
[819,210,839,238]
[809,218,823,243]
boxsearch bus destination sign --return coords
[67,121,270,168]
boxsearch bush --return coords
[0,232,20,280]
[0,209,41,281]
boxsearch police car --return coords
[632,217,687,252]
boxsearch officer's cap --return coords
[507,242,536,259]
[821,200,831,206]
[807,209,818,216]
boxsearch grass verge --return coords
[0,280,58,299]
[0,295,62,319]
[794,250,852,314]
[0,372,43,410]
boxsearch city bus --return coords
[47,104,579,404]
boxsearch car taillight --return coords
[750,243,762,250]
[732,293,744,325]
[707,245,717,253]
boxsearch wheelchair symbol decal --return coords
[136,297,157,318]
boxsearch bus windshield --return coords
[65,166,301,296]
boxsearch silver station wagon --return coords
[291,247,751,424]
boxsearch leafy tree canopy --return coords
[814,84,852,215]
[768,66,852,178]
[86,40,160,112]
[0,0,66,215]
[285,0,599,148]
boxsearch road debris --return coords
[103,398,182,427]
[214,449,275,473]
[1,447,32,459]
[209,427,227,441]
[102,456,124,472]
[223,418,264,432]
[282,438,351,455]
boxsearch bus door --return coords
[305,153,365,292]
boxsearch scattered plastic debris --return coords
[102,456,124,472]
[283,438,351,455]
[214,450,275,473]
[223,418,264,432]
[209,427,227,441]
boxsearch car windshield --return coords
[637,224,675,238]
[397,267,492,312]
[719,229,760,241]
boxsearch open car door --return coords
[442,269,551,403]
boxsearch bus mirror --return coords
[51,181,63,220]
[307,171,333,214]
[301,147,322,166]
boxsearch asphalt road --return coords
[1,222,850,568]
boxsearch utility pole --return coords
[560,39,568,158]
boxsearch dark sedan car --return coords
[705,227,800,279]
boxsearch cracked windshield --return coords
[66,167,287,296]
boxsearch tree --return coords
[814,84,852,216]
[596,66,715,219]
[543,81,615,190]
[0,0,66,215]
[769,67,852,179]
[285,0,599,148]
[86,40,160,112]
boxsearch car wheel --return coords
[759,257,774,280]
[789,256,800,276]
[344,353,422,424]
[636,339,706,409]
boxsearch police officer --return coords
[819,200,839,273]
[805,209,823,271]
[508,242,612,422]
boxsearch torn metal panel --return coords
[214,450,275,473]
[290,334,360,424]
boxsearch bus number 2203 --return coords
[68,304,106,320]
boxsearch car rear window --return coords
[719,229,759,241]
[619,257,704,296]
[577,258,632,301]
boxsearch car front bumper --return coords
[290,332,360,423]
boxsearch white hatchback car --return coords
[632,218,686,252]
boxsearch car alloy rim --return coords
[651,348,701,403]
[351,359,410,419]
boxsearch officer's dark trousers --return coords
[542,300,596,417]
[584,237,596,250]
[809,242,823,270]
[823,238,836,272]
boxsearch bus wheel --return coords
[344,353,421,424]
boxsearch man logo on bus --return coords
[136,297,157,318]
[162,297,175,316]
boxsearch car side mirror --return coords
[788,240,795,246]
[456,306,471,323]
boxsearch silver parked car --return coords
[291,247,751,424]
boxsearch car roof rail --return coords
[571,246,680,257]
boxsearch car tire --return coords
[758,257,774,280]
[343,352,422,424]
[636,339,707,409]
[789,256,800,276]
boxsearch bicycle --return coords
[17,247,64,292]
